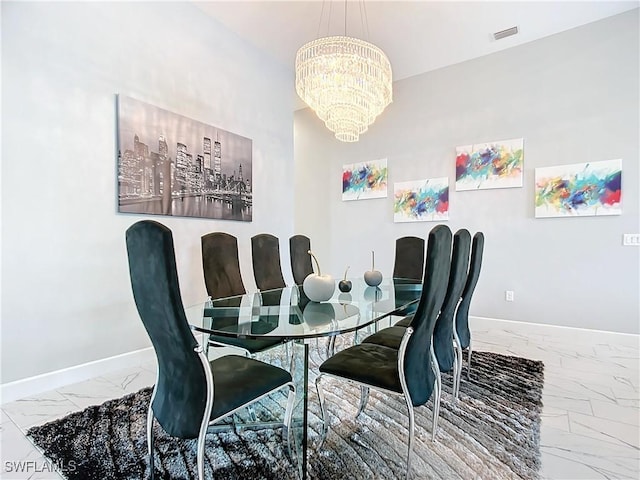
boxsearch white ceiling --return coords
[195,1,639,109]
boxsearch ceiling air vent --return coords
[493,26,519,41]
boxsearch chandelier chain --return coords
[295,0,392,142]
[316,1,326,39]
[344,0,347,36]
[361,0,370,40]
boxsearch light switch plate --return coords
[623,234,640,246]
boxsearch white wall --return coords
[295,10,640,334]
[1,2,295,384]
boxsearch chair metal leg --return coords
[428,344,441,441]
[146,376,160,480]
[452,332,463,399]
[455,343,463,399]
[403,393,415,480]
[467,339,473,380]
[246,350,259,422]
[356,386,370,418]
[325,336,337,358]
[315,374,328,449]
[146,405,155,480]
[196,432,206,480]
[289,343,296,377]
[194,346,215,480]
[452,350,459,402]
[283,385,296,460]
[282,341,290,371]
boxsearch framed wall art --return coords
[534,159,622,218]
[117,95,252,221]
[393,177,449,223]
[456,138,524,191]
[342,158,388,201]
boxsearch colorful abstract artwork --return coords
[534,159,622,218]
[393,178,449,223]
[342,158,388,201]
[455,138,524,191]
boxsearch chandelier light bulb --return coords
[295,35,393,142]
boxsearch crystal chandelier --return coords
[295,15,392,142]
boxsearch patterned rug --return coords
[27,348,544,480]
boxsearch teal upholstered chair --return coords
[315,224,452,479]
[126,220,295,480]
[391,236,426,318]
[454,231,485,389]
[360,227,471,431]
[393,235,425,281]
[289,234,314,286]
[202,232,285,355]
[251,233,287,291]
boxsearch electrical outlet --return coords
[623,234,640,246]
[505,290,514,302]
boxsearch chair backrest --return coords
[393,236,425,281]
[126,220,207,439]
[455,231,484,349]
[251,233,287,291]
[405,225,452,406]
[201,232,247,299]
[432,229,472,372]
[289,235,314,285]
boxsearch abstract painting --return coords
[117,95,252,221]
[342,158,388,201]
[534,159,622,218]
[456,138,524,191]
[394,178,449,223]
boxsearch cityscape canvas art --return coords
[534,159,622,218]
[342,158,388,201]
[117,95,252,221]
[394,178,449,223]
[456,138,524,191]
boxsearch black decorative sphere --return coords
[338,279,352,292]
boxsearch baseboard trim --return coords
[1,347,155,404]
[470,315,639,342]
[2,317,637,404]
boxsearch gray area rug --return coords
[28,347,544,480]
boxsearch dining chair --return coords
[362,228,471,412]
[391,236,425,318]
[431,229,471,398]
[315,224,452,479]
[393,236,425,281]
[202,232,247,299]
[289,234,314,285]
[251,233,287,291]
[126,220,295,480]
[454,231,484,390]
[202,232,285,355]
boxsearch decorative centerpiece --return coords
[364,251,383,287]
[338,266,352,293]
[303,250,335,302]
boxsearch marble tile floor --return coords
[1,321,638,479]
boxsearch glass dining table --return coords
[185,277,422,479]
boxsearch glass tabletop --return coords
[186,277,422,340]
